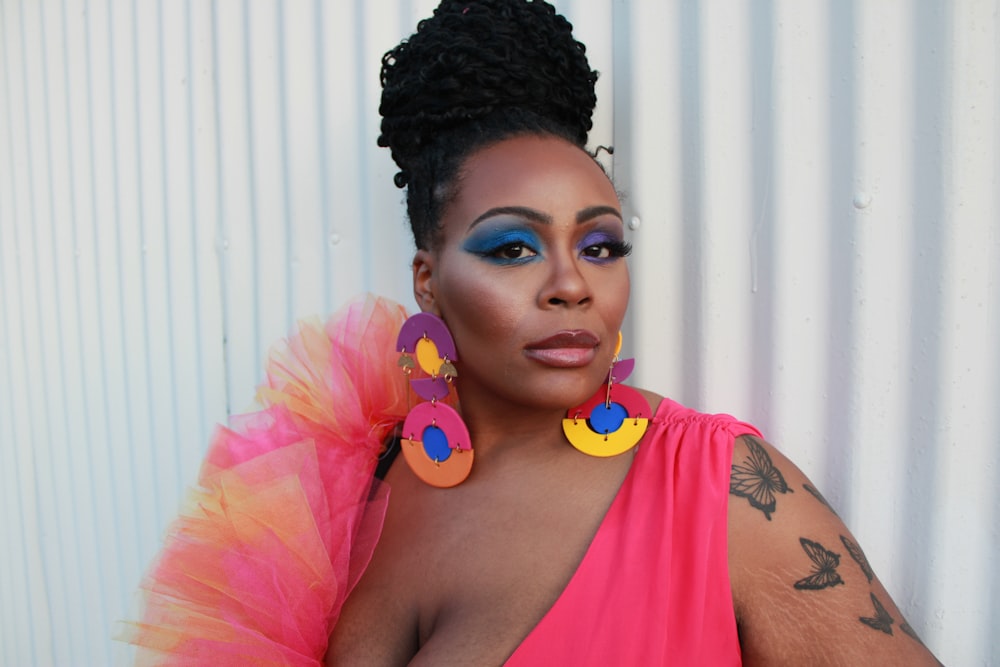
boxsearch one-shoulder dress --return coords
[121,295,761,666]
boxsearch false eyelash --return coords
[581,239,632,260]
[603,240,632,258]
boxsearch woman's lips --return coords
[524,330,600,368]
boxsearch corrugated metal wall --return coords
[0,0,996,664]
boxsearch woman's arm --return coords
[727,435,943,666]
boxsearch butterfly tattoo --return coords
[730,436,792,520]
[803,483,838,517]
[840,534,874,583]
[860,593,895,635]
[793,538,844,590]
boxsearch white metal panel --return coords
[932,0,1000,652]
[617,1,998,665]
[1,1,997,665]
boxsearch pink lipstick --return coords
[524,330,600,368]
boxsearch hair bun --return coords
[378,0,598,180]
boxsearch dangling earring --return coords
[563,332,651,457]
[396,312,473,487]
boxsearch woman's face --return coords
[413,134,631,413]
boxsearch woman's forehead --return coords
[446,135,620,222]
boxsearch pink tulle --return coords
[121,295,410,665]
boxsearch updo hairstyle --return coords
[378,0,599,249]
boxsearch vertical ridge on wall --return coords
[745,0,778,437]
[312,0,332,313]
[821,0,857,520]
[3,4,46,666]
[770,0,831,476]
[29,0,76,660]
[614,0,686,398]
[79,0,127,656]
[352,1,377,296]
[700,0,756,419]
[54,2,102,660]
[214,0,258,413]
[902,0,948,621]
[678,0,706,408]
[933,0,999,653]
[128,0,165,550]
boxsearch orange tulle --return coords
[120,295,410,665]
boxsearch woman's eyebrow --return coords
[576,205,622,223]
[470,205,622,229]
[469,206,552,228]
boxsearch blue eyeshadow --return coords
[462,226,543,264]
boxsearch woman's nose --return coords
[539,253,592,308]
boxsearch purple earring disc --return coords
[411,377,451,401]
[396,312,457,360]
[606,357,635,383]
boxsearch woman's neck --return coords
[451,383,575,463]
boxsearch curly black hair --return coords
[378,0,599,249]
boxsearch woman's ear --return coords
[412,249,439,314]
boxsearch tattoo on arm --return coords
[840,534,875,583]
[793,538,845,590]
[859,593,895,635]
[729,436,793,520]
[803,483,838,517]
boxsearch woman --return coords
[126,1,941,664]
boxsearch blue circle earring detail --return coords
[396,312,473,487]
[563,333,651,457]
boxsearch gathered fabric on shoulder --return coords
[505,398,761,667]
[119,295,409,666]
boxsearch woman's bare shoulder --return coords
[635,387,665,414]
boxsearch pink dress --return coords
[121,296,760,665]
[506,398,761,666]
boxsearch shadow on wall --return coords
[900,0,947,615]
[678,0,706,407]
[822,0,857,517]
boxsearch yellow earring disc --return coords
[415,337,443,375]
[562,418,648,457]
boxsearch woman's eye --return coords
[582,244,612,259]
[465,229,542,264]
[493,243,537,260]
[580,240,632,261]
